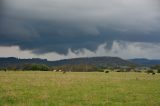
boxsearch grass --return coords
[0,71,160,106]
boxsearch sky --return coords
[0,0,160,60]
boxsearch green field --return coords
[0,71,160,106]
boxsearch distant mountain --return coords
[52,57,135,67]
[0,56,135,68]
[129,58,160,66]
[0,57,51,68]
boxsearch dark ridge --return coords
[0,56,136,68]
[129,58,160,66]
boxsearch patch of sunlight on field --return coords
[0,71,160,106]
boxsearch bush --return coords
[23,64,50,71]
[97,69,104,72]
[134,70,141,73]
[157,69,160,73]
[116,69,124,72]
[0,68,7,71]
[146,69,154,74]
[104,70,109,73]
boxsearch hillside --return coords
[129,58,160,66]
[52,57,135,67]
[0,57,135,68]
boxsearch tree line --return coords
[1,63,160,73]
[0,63,101,72]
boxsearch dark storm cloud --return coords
[0,0,160,54]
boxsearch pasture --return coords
[0,71,160,106]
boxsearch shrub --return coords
[23,64,50,71]
[152,72,155,75]
[116,69,124,72]
[134,70,141,73]
[146,69,154,74]
[97,69,104,72]
[157,69,160,73]
[104,70,109,73]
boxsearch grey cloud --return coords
[0,0,160,55]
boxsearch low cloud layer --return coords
[0,0,160,57]
[1,41,160,60]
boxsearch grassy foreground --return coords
[0,71,160,106]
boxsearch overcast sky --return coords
[0,0,160,60]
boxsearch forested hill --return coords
[0,57,50,68]
[51,57,135,67]
[0,57,135,68]
[129,58,160,66]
